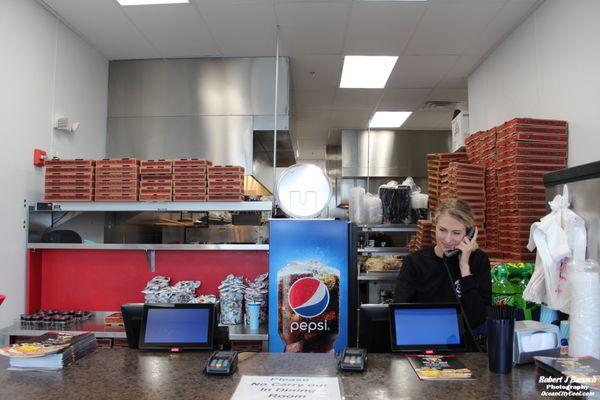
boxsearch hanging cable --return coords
[272,25,280,215]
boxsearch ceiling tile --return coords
[275,2,350,55]
[406,1,505,55]
[122,4,220,57]
[294,88,336,111]
[436,54,483,88]
[378,88,431,111]
[44,0,160,59]
[468,0,542,56]
[333,89,382,110]
[329,110,372,129]
[344,2,426,55]
[197,2,277,56]
[386,55,458,88]
[401,110,453,130]
[290,55,344,90]
[426,88,468,103]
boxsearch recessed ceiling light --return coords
[116,0,189,6]
[340,56,398,89]
[369,111,412,128]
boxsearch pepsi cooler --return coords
[268,219,357,353]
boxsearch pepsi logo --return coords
[288,277,330,318]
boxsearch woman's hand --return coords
[457,227,478,277]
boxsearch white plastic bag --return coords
[523,185,587,313]
[349,187,367,225]
[365,193,383,225]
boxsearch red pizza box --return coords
[139,165,172,175]
[45,159,95,167]
[207,187,243,195]
[139,184,172,191]
[503,231,532,241]
[172,178,207,186]
[46,171,94,180]
[45,180,94,188]
[499,208,547,217]
[499,215,539,224]
[139,179,172,187]
[96,158,139,168]
[140,160,172,168]
[173,187,207,195]
[95,187,138,196]
[139,194,172,202]
[172,159,213,167]
[45,166,94,174]
[173,195,207,202]
[45,194,94,202]
[207,176,244,184]
[207,195,244,202]
[92,166,138,174]
[95,194,137,202]
[498,123,568,135]
[497,139,568,151]
[504,117,568,128]
[497,131,568,144]
[173,166,207,175]
[208,165,245,175]
[497,148,568,160]
[501,252,536,262]
[497,193,547,203]
[495,158,566,170]
[207,181,244,189]
[497,178,545,187]
[95,182,137,190]
[496,185,546,196]
[139,173,172,180]
[45,187,94,195]
[498,202,548,212]
[139,188,172,195]
[496,169,546,181]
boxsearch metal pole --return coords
[273,25,280,214]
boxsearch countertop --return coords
[0,349,560,400]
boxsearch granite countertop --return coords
[0,349,550,399]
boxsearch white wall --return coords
[468,0,600,168]
[0,0,108,328]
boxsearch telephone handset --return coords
[444,227,475,258]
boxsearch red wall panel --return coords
[34,249,268,312]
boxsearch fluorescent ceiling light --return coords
[340,56,398,89]
[116,0,189,6]
[369,111,412,128]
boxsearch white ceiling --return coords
[39,0,543,160]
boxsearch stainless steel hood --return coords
[106,57,291,192]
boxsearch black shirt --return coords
[394,247,492,329]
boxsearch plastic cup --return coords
[487,317,514,374]
[248,303,260,330]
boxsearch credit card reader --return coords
[204,351,238,375]
[338,348,367,371]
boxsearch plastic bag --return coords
[523,185,587,313]
[365,193,382,225]
[349,187,367,225]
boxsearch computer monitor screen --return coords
[359,304,391,353]
[139,303,215,350]
[121,303,144,349]
[389,303,465,352]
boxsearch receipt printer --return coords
[513,320,561,365]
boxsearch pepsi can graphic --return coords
[278,261,340,352]
[269,219,349,353]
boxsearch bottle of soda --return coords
[492,265,517,307]
[516,269,534,320]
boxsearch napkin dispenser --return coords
[513,320,561,365]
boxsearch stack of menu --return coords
[0,332,97,371]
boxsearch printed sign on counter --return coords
[230,376,342,400]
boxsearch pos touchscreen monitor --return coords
[389,303,466,353]
[138,303,215,351]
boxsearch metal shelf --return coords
[0,320,126,340]
[358,247,408,255]
[27,243,269,251]
[33,201,273,212]
[358,271,400,281]
[359,224,417,232]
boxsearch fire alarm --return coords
[34,149,47,166]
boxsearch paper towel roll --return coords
[568,260,600,358]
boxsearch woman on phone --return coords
[394,198,492,331]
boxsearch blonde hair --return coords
[433,198,475,230]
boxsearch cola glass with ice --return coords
[277,260,340,353]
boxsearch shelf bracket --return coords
[145,249,156,272]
